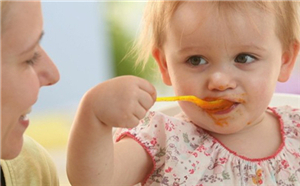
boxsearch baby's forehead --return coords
[161,2,281,54]
[168,2,275,37]
[164,1,298,50]
[171,2,273,22]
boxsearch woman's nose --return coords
[36,48,60,87]
[207,71,237,91]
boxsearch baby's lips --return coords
[204,96,245,103]
[202,97,234,111]
[203,97,219,102]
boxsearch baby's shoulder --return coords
[271,106,300,125]
[271,106,300,141]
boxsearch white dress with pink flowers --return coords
[115,106,300,186]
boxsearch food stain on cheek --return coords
[206,111,230,126]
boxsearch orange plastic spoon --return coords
[156,95,233,111]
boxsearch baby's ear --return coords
[278,41,300,82]
[152,48,172,85]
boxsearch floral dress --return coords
[115,106,300,186]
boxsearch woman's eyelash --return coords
[26,52,41,65]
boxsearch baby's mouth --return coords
[202,97,243,114]
[209,102,240,114]
[206,102,235,113]
[202,98,232,111]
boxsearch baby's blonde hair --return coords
[135,1,300,67]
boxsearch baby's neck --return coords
[207,110,282,160]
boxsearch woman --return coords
[1,1,60,185]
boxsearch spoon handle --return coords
[156,96,231,111]
[156,96,206,104]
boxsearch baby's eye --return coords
[187,56,207,66]
[235,54,256,64]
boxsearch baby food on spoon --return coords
[156,95,234,112]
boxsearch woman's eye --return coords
[26,52,40,66]
[235,54,256,64]
[187,56,207,66]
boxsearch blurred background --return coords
[25,2,300,185]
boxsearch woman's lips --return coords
[19,114,29,128]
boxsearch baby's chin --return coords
[194,121,247,135]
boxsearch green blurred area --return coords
[105,2,158,82]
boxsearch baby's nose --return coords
[207,71,236,91]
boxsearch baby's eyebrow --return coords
[20,31,44,55]
[238,44,267,52]
[177,45,211,54]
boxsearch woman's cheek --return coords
[20,73,40,107]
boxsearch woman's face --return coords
[1,1,60,159]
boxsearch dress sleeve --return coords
[114,111,169,182]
